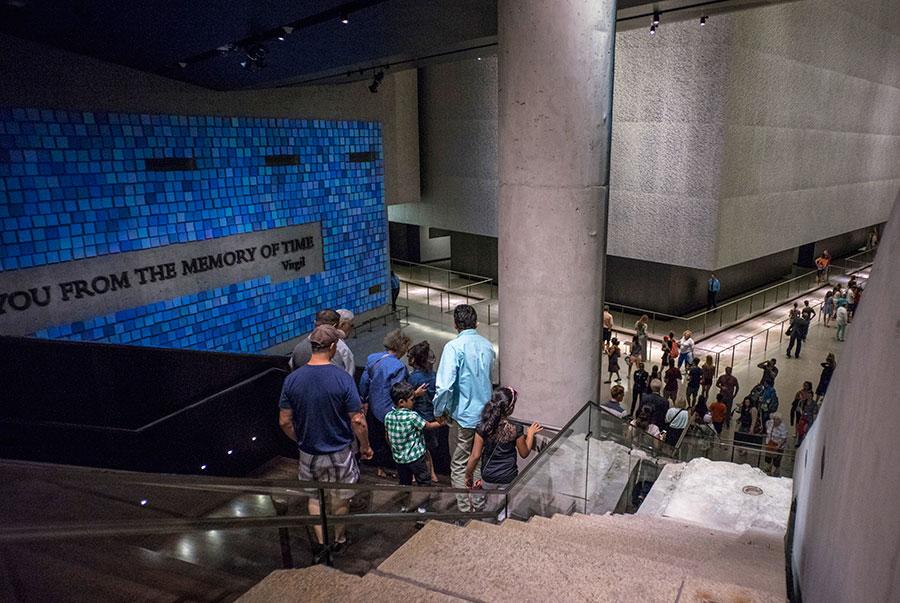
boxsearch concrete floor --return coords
[351,279,853,452]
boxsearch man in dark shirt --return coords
[758,359,779,387]
[715,366,740,428]
[786,315,810,359]
[663,360,682,403]
[278,324,372,560]
[639,379,669,429]
[686,358,703,405]
[630,362,649,416]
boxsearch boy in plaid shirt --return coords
[385,382,445,487]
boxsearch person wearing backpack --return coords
[663,397,690,447]
[359,330,425,478]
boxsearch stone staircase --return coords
[238,513,786,602]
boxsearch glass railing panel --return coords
[505,403,592,519]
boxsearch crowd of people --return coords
[607,291,852,477]
[278,304,532,561]
[277,260,864,559]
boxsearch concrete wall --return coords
[389,0,899,275]
[388,57,498,237]
[0,33,420,206]
[715,0,900,268]
[789,194,900,602]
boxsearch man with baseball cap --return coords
[279,324,372,562]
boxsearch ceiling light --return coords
[368,71,384,93]
[140,499,148,506]
[477,57,482,61]
[700,15,708,26]
[178,62,187,69]
[241,43,267,71]
[340,12,350,24]
[277,35,285,41]
[652,11,660,25]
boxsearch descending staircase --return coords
[238,513,786,602]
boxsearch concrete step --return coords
[237,564,462,602]
[468,514,784,599]
[378,520,688,602]
[547,514,785,597]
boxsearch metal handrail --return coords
[0,368,289,434]
[681,247,875,321]
[391,257,493,283]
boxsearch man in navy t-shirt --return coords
[278,324,372,562]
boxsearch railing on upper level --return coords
[392,246,875,340]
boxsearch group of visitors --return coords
[821,278,863,342]
[278,304,538,561]
[616,324,837,477]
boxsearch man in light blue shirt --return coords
[434,304,495,511]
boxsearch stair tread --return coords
[238,565,463,602]
[379,520,687,602]
[470,516,784,597]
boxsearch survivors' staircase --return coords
[239,512,786,603]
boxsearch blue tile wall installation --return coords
[0,107,388,352]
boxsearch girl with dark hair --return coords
[407,340,442,482]
[464,387,542,490]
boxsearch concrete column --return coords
[498,0,616,428]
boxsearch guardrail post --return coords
[779,320,784,343]
[748,336,753,361]
[317,488,332,567]
[764,328,769,352]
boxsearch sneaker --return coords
[399,506,409,513]
[416,506,427,514]
[311,543,328,565]
[331,539,350,557]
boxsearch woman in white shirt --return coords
[677,330,695,371]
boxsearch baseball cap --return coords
[309,324,343,349]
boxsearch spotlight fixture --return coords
[340,11,350,24]
[251,436,257,441]
[650,23,657,35]
[140,499,148,506]
[652,11,660,25]
[240,43,267,71]
[227,449,234,455]
[476,56,482,61]
[200,464,207,470]
[368,70,384,93]
[700,15,708,26]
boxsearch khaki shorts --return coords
[298,446,359,500]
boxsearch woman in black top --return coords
[631,361,649,416]
[464,387,542,488]
[815,353,836,401]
